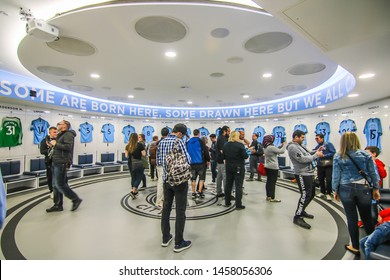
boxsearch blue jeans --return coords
[338,183,375,249]
[161,181,189,245]
[360,222,390,259]
[52,163,79,207]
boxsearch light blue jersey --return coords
[101,123,115,143]
[216,128,221,137]
[30,118,49,144]
[142,125,155,143]
[364,118,382,150]
[315,122,331,142]
[272,126,286,147]
[294,123,308,145]
[79,122,94,143]
[198,127,210,137]
[339,119,357,135]
[122,125,136,143]
[253,126,266,143]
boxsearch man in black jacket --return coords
[46,120,82,212]
[247,133,264,181]
[40,126,57,197]
[215,126,230,198]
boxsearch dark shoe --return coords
[198,192,205,198]
[224,203,232,207]
[256,178,262,181]
[301,212,314,219]
[173,240,192,253]
[161,234,173,247]
[246,178,254,181]
[236,205,246,210]
[192,193,197,199]
[216,193,225,198]
[293,217,311,229]
[71,199,82,211]
[230,195,235,200]
[46,205,63,213]
[344,244,361,256]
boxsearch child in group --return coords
[365,146,387,188]
[360,207,390,259]
[358,146,387,228]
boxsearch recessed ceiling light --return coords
[283,112,289,114]
[372,112,378,115]
[128,95,134,98]
[348,93,359,97]
[322,114,329,117]
[165,51,176,57]
[262,73,272,78]
[90,73,100,78]
[249,116,254,118]
[80,109,86,112]
[242,95,250,99]
[359,73,375,79]
[187,101,193,104]
[44,110,51,114]
[317,105,326,109]
[118,114,123,116]
[384,105,389,108]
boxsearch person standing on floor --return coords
[263,135,286,202]
[148,135,159,181]
[215,126,230,198]
[222,131,249,210]
[187,129,210,199]
[209,134,218,184]
[40,126,57,198]
[157,123,192,252]
[247,133,264,182]
[46,120,82,212]
[126,133,146,199]
[155,127,169,208]
[287,130,324,229]
[313,133,336,201]
[332,132,380,256]
[137,133,147,189]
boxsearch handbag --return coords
[257,162,267,176]
[319,159,333,167]
[346,153,374,187]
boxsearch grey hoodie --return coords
[286,141,319,176]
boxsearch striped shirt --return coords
[156,134,191,181]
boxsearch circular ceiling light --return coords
[37,66,73,76]
[210,72,224,78]
[245,32,293,53]
[135,16,187,43]
[288,63,326,75]
[210,28,230,38]
[47,37,96,56]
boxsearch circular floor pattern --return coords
[0,176,350,260]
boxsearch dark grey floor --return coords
[0,173,356,260]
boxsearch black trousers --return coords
[161,181,188,245]
[317,165,333,195]
[265,168,279,199]
[294,174,315,217]
[225,164,245,207]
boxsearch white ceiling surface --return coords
[0,0,389,115]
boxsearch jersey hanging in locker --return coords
[0,116,23,147]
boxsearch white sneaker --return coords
[326,194,332,201]
[316,193,325,198]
